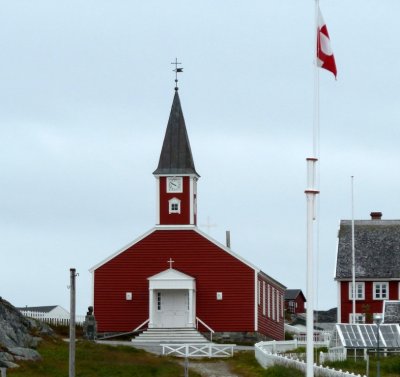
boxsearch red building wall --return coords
[340,281,400,323]
[93,229,256,334]
[257,274,285,341]
[159,177,191,225]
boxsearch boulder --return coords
[0,298,50,368]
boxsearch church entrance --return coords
[148,267,196,329]
[155,289,188,328]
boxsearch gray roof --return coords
[335,220,400,280]
[17,305,58,313]
[153,91,199,176]
[285,289,306,301]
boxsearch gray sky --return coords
[1,0,399,315]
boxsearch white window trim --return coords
[276,293,280,322]
[168,197,181,214]
[272,288,275,321]
[349,282,365,300]
[349,313,366,324]
[267,285,271,318]
[373,282,389,300]
[258,280,261,306]
[262,281,266,316]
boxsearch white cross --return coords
[168,258,175,269]
[200,216,217,234]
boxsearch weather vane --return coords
[171,58,183,91]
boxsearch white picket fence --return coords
[255,342,366,377]
[162,343,235,358]
[20,310,85,326]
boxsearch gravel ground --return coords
[180,359,240,377]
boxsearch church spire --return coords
[153,91,199,176]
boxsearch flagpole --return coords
[305,1,320,377]
[351,176,356,323]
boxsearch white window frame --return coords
[168,197,181,214]
[349,282,365,300]
[272,288,275,321]
[267,285,271,318]
[258,280,261,306]
[276,293,280,322]
[373,282,389,300]
[349,313,366,324]
[262,281,266,316]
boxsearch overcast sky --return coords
[1,1,399,315]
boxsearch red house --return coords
[335,212,400,323]
[284,289,306,314]
[90,88,286,342]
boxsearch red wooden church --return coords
[90,88,286,341]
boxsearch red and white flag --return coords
[317,7,337,78]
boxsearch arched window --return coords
[169,197,181,214]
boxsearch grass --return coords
[8,337,201,377]
[228,351,304,377]
[325,355,400,377]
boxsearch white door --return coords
[158,290,188,328]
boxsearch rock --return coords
[8,347,41,361]
[0,298,46,367]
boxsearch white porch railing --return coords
[20,310,85,326]
[196,317,214,342]
[255,342,365,377]
[294,331,332,345]
[162,343,235,358]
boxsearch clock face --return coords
[167,177,183,193]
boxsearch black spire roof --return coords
[153,91,199,176]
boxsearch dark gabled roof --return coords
[17,305,58,313]
[285,289,306,301]
[335,219,400,280]
[153,91,199,176]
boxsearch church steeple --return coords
[153,91,199,176]
[154,90,199,226]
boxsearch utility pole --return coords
[69,268,77,377]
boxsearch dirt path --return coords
[180,360,240,377]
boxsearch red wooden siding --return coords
[340,281,400,323]
[159,177,191,225]
[94,229,255,333]
[257,274,285,340]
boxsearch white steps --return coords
[131,327,209,344]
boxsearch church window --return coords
[169,198,181,214]
[157,292,162,311]
[276,293,280,322]
[262,282,266,316]
[272,288,275,321]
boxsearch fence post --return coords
[0,368,6,377]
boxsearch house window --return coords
[349,282,365,300]
[157,292,162,311]
[349,313,366,323]
[373,282,389,300]
[168,198,181,214]
[258,280,261,306]
[262,282,266,316]
[267,285,271,318]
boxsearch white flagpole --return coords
[351,176,356,323]
[305,1,320,377]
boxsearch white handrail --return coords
[133,318,149,333]
[196,317,214,342]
